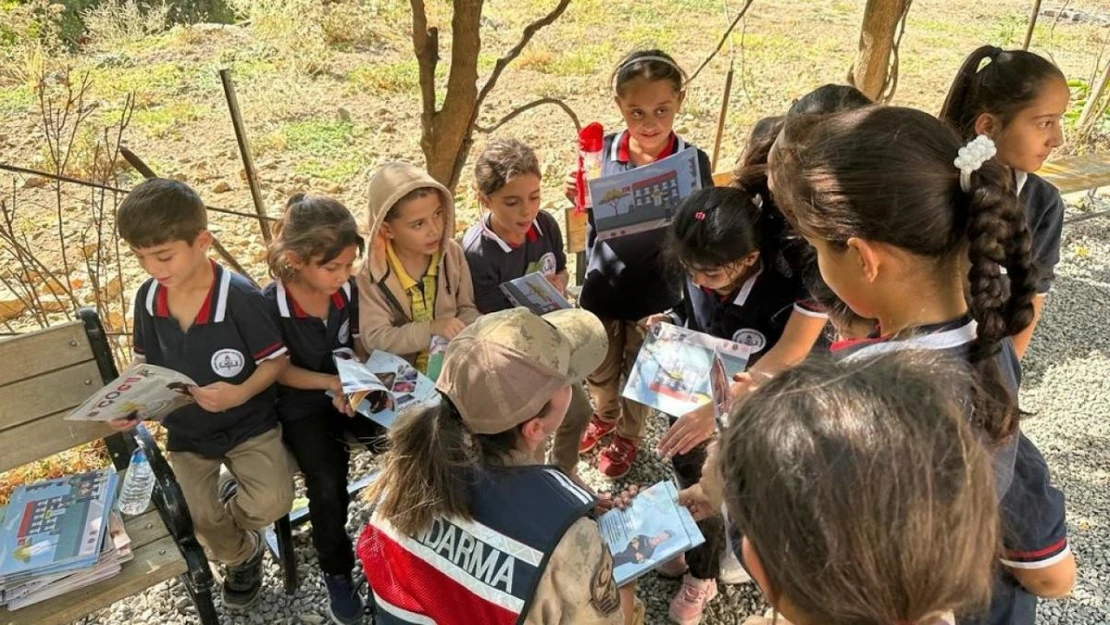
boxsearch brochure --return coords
[500,272,572,315]
[598,481,705,586]
[64,364,196,423]
[708,349,732,430]
[587,147,703,241]
[332,349,440,429]
[425,335,450,382]
[0,467,118,584]
[623,322,751,417]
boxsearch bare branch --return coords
[686,0,756,86]
[474,0,571,111]
[475,98,581,134]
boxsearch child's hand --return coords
[544,272,568,296]
[638,313,672,331]
[563,169,578,204]
[332,393,356,417]
[326,375,343,396]
[677,483,716,522]
[430,317,466,340]
[190,382,247,413]
[657,404,715,458]
[107,411,141,432]
[611,484,640,510]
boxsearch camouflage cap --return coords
[436,308,607,435]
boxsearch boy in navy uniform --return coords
[112,179,294,610]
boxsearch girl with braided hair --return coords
[769,105,1075,625]
[940,46,1070,359]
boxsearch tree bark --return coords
[409,0,570,192]
[850,0,910,101]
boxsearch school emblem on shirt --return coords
[337,319,350,345]
[732,329,767,353]
[539,252,557,276]
[211,349,246,378]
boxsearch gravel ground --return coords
[85,213,1109,625]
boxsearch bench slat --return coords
[123,507,172,551]
[0,323,93,388]
[0,534,187,625]
[0,411,115,474]
[0,361,104,433]
[1038,153,1110,195]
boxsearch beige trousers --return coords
[586,317,647,439]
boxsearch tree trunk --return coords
[851,0,910,101]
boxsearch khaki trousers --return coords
[586,317,647,439]
[169,426,295,565]
[547,382,593,473]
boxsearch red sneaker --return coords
[579,415,615,453]
[598,435,638,479]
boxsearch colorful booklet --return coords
[500,272,572,315]
[333,349,440,429]
[0,467,118,584]
[64,364,196,422]
[598,481,705,586]
[708,349,732,430]
[623,322,751,417]
[587,147,703,241]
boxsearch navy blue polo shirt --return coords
[132,261,288,458]
[462,210,566,314]
[579,131,714,322]
[668,258,826,367]
[263,277,359,422]
[1016,172,1065,295]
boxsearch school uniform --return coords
[131,260,294,565]
[262,277,387,577]
[463,210,567,314]
[462,211,590,473]
[830,318,1069,625]
[581,131,713,440]
[1016,172,1065,295]
[664,259,826,582]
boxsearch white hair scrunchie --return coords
[953,134,997,192]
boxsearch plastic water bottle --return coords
[117,447,155,516]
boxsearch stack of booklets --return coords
[0,468,132,610]
[598,481,705,586]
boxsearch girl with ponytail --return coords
[940,45,1070,359]
[770,105,1075,625]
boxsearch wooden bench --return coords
[1037,153,1110,225]
[0,310,295,625]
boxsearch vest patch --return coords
[419,518,517,593]
[211,349,246,378]
[732,329,767,353]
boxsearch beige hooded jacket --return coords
[356,162,479,362]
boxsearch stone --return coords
[212,181,232,193]
[337,107,352,123]
[22,176,49,189]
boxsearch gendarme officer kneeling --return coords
[357,307,642,624]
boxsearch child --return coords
[716,351,1000,625]
[111,178,294,609]
[563,49,714,479]
[786,82,872,116]
[462,137,591,475]
[357,162,480,369]
[939,46,1070,359]
[262,193,386,624]
[770,106,1075,625]
[648,187,827,625]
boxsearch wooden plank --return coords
[0,534,187,625]
[712,170,733,187]
[0,361,103,432]
[0,411,115,474]
[564,206,588,255]
[0,323,92,388]
[1037,154,1110,195]
[123,508,172,550]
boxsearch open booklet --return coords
[623,322,751,418]
[333,348,440,429]
[598,481,705,586]
[587,147,703,241]
[64,364,196,422]
[500,272,571,315]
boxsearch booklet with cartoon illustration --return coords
[598,481,705,586]
[64,364,197,423]
[587,147,703,241]
[333,348,440,429]
[622,322,751,418]
[500,272,572,315]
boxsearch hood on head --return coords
[363,162,456,280]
